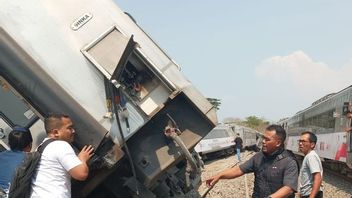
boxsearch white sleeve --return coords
[307,153,322,174]
[56,141,82,171]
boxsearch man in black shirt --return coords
[206,125,298,198]
[234,133,243,162]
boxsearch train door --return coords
[342,101,352,168]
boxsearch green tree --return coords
[243,116,269,131]
[244,116,261,128]
[207,98,221,110]
[223,117,242,124]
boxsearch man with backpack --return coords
[206,125,299,198]
[0,126,33,197]
[30,113,94,198]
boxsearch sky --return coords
[115,1,352,123]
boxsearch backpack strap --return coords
[37,138,56,154]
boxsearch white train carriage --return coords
[195,124,259,159]
[285,85,352,174]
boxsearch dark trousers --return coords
[301,191,323,198]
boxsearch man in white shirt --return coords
[30,113,94,198]
[298,131,323,198]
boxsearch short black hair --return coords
[44,113,70,134]
[266,124,286,143]
[9,126,33,151]
[301,131,317,144]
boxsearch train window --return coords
[0,78,45,150]
[0,79,37,127]
[303,109,335,131]
[342,102,352,116]
[203,129,229,139]
[0,82,29,151]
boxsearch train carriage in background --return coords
[194,124,260,160]
[284,85,352,177]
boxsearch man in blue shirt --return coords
[0,126,33,195]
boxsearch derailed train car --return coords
[284,86,352,178]
[194,124,260,160]
[0,0,217,197]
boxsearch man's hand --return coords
[70,145,94,181]
[78,145,94,163]
[205,175,221,187]
[205,166,244,188]
[269,186,294,198]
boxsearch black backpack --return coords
[8,139,56,198]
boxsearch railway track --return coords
[323,164,352,183]
[199,151,255,198]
